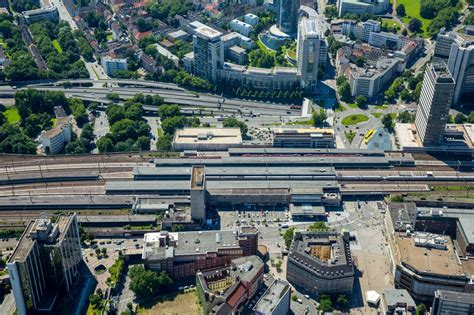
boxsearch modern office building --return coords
[391,231,474,302]
[101,57,128,76]
[172,128,243,151]
[230,19,254,37]
[193,25,223,83]
[244,13,259,26]
[415,62,455,146]
[431,290,474,315]
[8,214,82,315]
[253,279,291,315]
[273,128,335,148]
[22,6,59,24]
[382,289,416,315]
[275,0,300,35]
[142,227,258,279]
[287,231,355,296]
[338,0,390,17]
[196,255,264,314]
[434,30,474,104]
[347,57,402,98]
[297,11,327,93]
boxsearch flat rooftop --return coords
[274,128,334,135]
[143,230,242,260]
[253,280,290,314]
[395,236,473,276]
[173,127,242,145]
[195,25,222,40]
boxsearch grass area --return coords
[286,50,296,60]
[107,34,114,41]
[3,108,21,124]
[287,118,313,125]
[345,131,356,144]
[333,103,347,112]
[51,117,57,126]
[390,113,398,120]
[374,104,389,110]
[347,103,359,109]
[106,258,124,287]
[372,112,383,118]
[86,303,104,315]
[341,114,369,126]
[138,291,203,315]
[52,39,63,53]
[396,0,431,36]
[381,18,402,33]
[157,127,163,138]
[257,36,276,56]
[431,185,474,191]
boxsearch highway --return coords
[0,82,302,116]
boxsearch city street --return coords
[144,116,160,150]
[93,111,110,152]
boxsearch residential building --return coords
[167,30,190,42]
[22,7,59,24]
[434,30,474,104]
[297,10,327,93]
[41,118,72,154]
[273,128,335,148]
[173,128,243,151]
[142,227,258,279]
[196,255,264,314]
[193,25,222,83]
[415,62,455,146]
[431,290,474,315]
[382,289,416,315]
[101,57,128,76]
[341,19,381,42]
[230,19,254,37]
[244,13,259,26]
[338,0,390,17]
[8,214,82,315]
[276,0,300,35]
[253,279,291,315]
[287,231,355,296]
[138,51,160,74]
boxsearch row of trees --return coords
[29,21,89,79]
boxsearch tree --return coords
[397,111,415,123]
[416,303,427,315]
[338,82,352,102]
[454,113,467,124]
[156,134,173,151]
[355,95,367,107]
[382,114,394,131]
[336,294,349,307]
[283,227,295,248]
[129,265,172,300]
[158,105,181,120]
[223,117,248,137]
[408,18,423,33]
[161,116,187,135]
[106,93,120,102]
[308,222,329,232]
[396,4,406,17]
[317,295,333,312]
[292,294,298,302]
[97,136,115,153]
[312,109,327,127]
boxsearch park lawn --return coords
[52,39,63,53]
[396,0,431,36]
[333,103,347,112]
[381,18,402,33]
[345,131,356,143]
[347,103,359,109]
[138,291,203,315]
[372,112,382,118]
[3,108,21,124]
[341,114,369,125]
